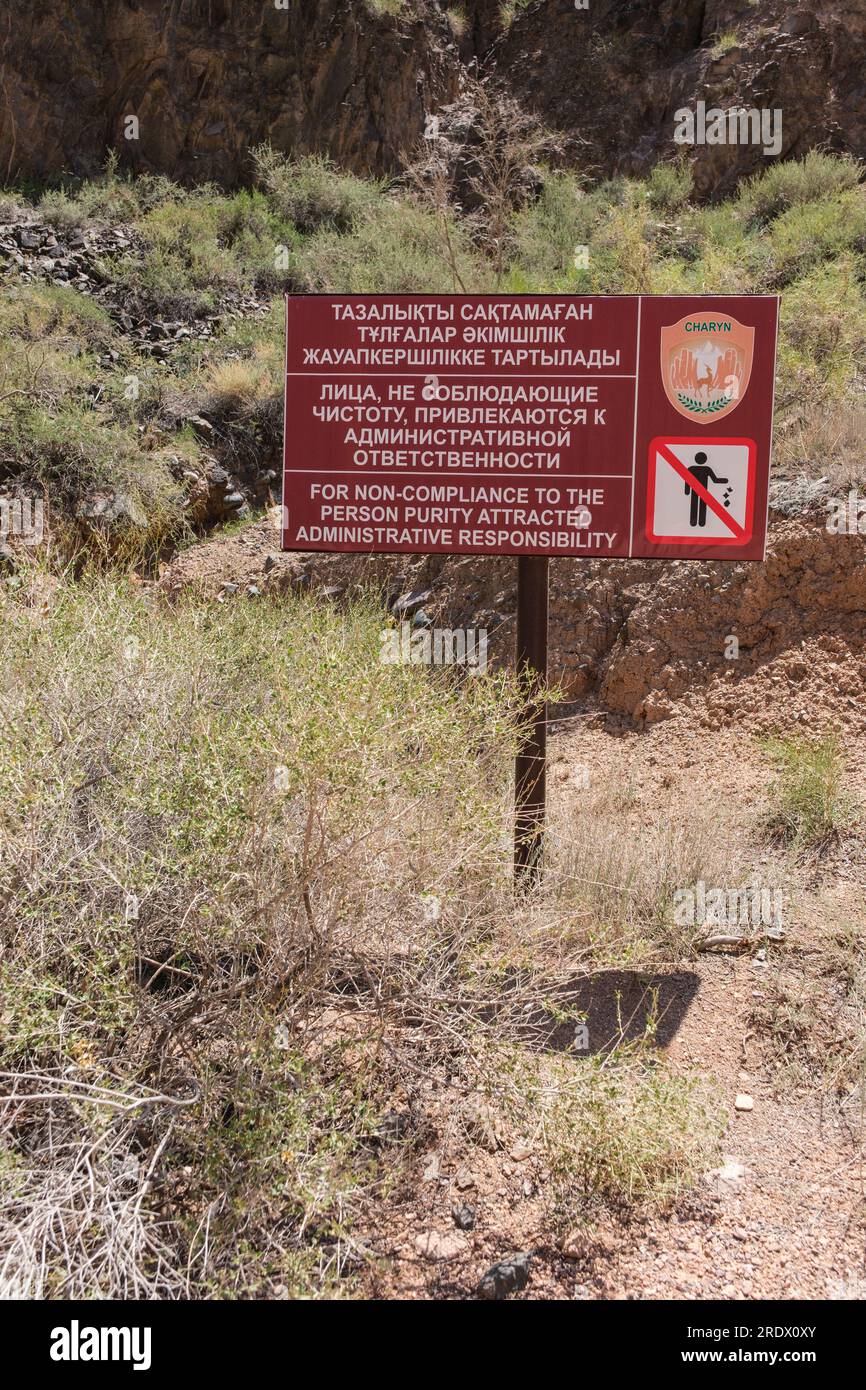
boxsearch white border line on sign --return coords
[627,296,642,558]
[281,471,635,478]
[285,373,637,380]
[760,298,781,563]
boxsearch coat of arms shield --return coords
[661,312,755,423]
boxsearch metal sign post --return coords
[514,555,548,884]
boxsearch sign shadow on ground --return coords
[518,969,701,1057]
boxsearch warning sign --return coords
[646,437,757,546]
[282,294,779,563]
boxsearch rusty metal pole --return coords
[514,556,548,885]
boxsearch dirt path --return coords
[550,718,865,1300]
[358,719,865,1300]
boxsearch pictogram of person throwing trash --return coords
[684,450,733,527]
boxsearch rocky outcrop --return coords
[0,210,279,530]
[488,0,866,197]
[0,0,462,187]
[3,0,866,194]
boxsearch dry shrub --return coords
[0,568,531,1296]
[0,570,732,1296]
[773,404,866,499]
[405,76,561,289]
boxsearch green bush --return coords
[777,255,866,409]
[764,190,866,287]
[739,150,863,224]
[646,160,694,212]
[106,190,301,320]
[253,147,380,235]
[0,283,186,559]
[541,1042,723,1219]
[761,734,853,851]
[298,193,483,293]
[38,155,182,229]
[508,171,594,290]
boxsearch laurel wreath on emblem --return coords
[676,392,734,415]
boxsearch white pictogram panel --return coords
[647,436,757,546]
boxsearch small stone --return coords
[451,1203,475,1231]
[510,1139,532,1162]
[704,1156,746,1194]
[415,1229,468,1262]
[392,588,432,617]
[735,1094,754,1112]
[454,1168,476,1191]
[477,1252,531,1300]
[560,1230,585,1260]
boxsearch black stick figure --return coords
[685,450,729,527]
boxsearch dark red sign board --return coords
[282,294,779,562]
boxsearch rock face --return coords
[0,0,461,186]
[488,0,866,197]
[3,0,866,193]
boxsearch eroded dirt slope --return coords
[162,506,866,733]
